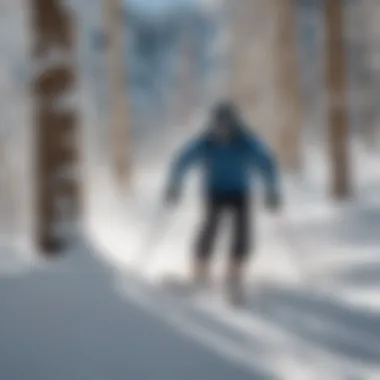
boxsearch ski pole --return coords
[134,199,175,270]
[272,213,311,282]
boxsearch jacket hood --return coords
[204,101,250,140]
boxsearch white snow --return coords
[82,139,380,380]
[1,112,380,379]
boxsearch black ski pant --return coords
[195,191,251,263]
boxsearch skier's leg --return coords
[226,193,251,304]
[194,195,223,285]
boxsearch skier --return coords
[164,101,282,304]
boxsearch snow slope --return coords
[86,139,380,380]
[0,138,379,380]
[0,242,263,380]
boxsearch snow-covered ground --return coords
[85,140,380,380]
[0,241,263,380]
[1,132,380,380]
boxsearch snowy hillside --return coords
[1,139,380,380]
[83,136,380,380]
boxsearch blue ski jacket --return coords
[167,124,280,198]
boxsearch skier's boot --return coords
[225,262,246,307]
[160,259,210,296]
[192,258,211,292]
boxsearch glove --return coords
[164,185,180,206]
[265,190,281,212]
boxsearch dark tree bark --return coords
[324,0,352,199]
[30,0,81,254]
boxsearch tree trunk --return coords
[324,0,351,199]
[103,0,131,191]
[30,0,81,254]
[177,23,196,130]
[275,0,303,172]
[361,0,379,149]
[227,0,282,153]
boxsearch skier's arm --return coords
[247,136,281,201]
[167,137,205,195]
